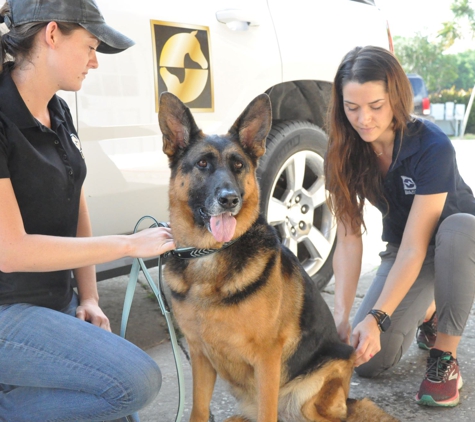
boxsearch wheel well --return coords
[265,80,332,129]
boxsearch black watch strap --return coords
[368,309,391,332]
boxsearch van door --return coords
[267,0,389,83]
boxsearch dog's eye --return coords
[234,161,243,170]
[198,159,208,168]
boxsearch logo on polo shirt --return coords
[70,134,84,159]
[401,175,416,195]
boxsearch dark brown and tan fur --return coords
[159,92,398,422]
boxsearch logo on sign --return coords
[151,20,213,112]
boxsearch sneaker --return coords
[415,348,463,407]
[416,312,437,350]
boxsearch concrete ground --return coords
[97,203,475,422]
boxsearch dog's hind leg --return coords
[298,359,354,422]
[301,377,348,422]
[189,346,217,422]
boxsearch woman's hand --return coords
[76,299,111,332]
[129,226,176,258]
[334,316,352,344]
[351,314,381,366]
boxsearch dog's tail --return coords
[346,398,399,422]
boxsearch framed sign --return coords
[151,20,213,112]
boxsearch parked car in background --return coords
[1,0,392,289]
[407,73,432,119]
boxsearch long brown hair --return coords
[324,45,413,234]
[0,3,79,72]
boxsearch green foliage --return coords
[452,0,475,20]
[394,30,475,94]
[394,35,458,92]
[439,21,461,49]
[430,87,475,134]
[431,86,471,103]
[454,50,475,90]
[439,0,475,48]
[394,0,475,134]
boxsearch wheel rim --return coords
[265,150,336,277]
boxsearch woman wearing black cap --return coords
[0,0,175,420]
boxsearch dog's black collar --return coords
[164,239,237,259]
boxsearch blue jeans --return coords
[0,292,161,421]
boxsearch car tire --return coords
[257,121,336,291]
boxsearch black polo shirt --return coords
[375,118,475,244]
[0,63,86,311]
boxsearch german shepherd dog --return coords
[159,92,398,422]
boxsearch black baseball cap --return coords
[5,0,134,54]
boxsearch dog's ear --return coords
[159,92,201,158]
[229,93,272,159]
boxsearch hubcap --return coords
[265,150,336,277]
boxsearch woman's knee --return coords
[354,352,401,378]
[437,213,475,244]
[354,358,386,378]
[137,356,162,407]
[101,345,162,414]
[435,213,475,285]
[121,354,162,411]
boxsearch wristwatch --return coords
[368,309,391,332]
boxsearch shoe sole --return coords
[415,376,464,407]
[416,393,459,407]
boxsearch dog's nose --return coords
[218,190,240,209]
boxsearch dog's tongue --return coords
[209,213,236,243]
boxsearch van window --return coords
[408,77,428,98]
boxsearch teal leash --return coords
[120,216,185,422]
